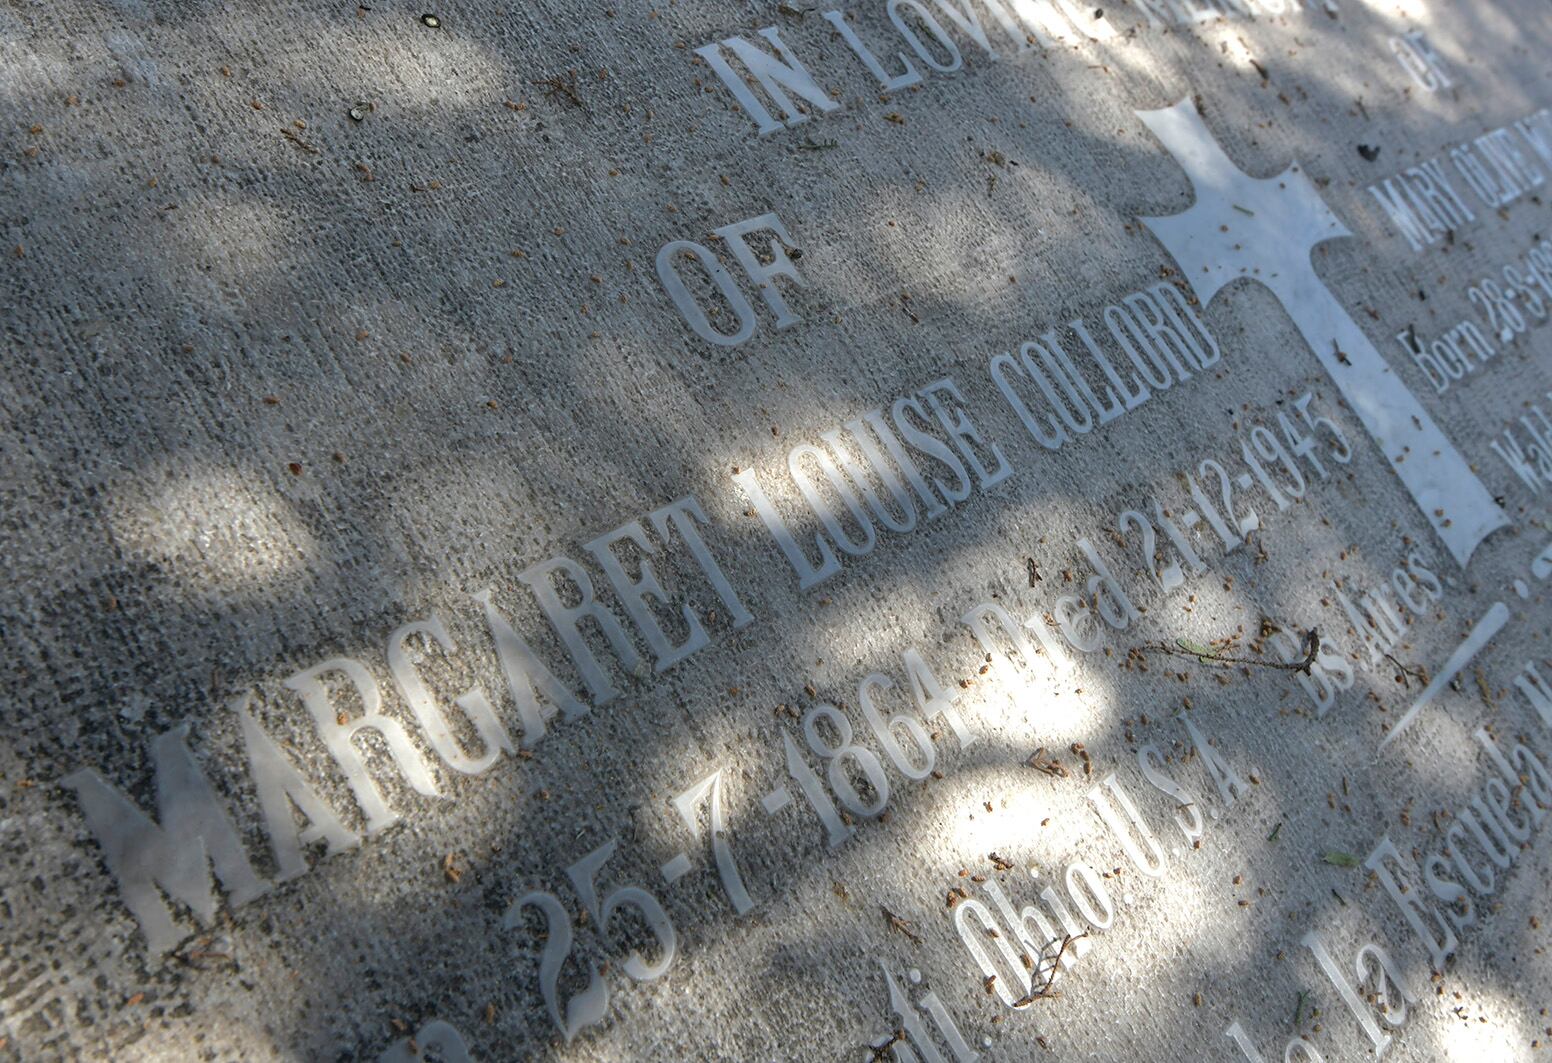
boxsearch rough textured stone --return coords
[3,0,1551,1059]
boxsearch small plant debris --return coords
[881,905,922,945]
[532,69,585,109]
[1012,932,1088,1005]
[1026,747,1071,778]
[1140,629,1319,675]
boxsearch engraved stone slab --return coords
[3,0,1552,1059]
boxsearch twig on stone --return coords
[1383,652,1427,688]
[881,905,922,945]
[532,69,585,109]
[1012,932,1088,1006]
[280,127,319,154]
[1138,629,1320,675]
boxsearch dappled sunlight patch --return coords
[106,461,319,599]
[169,195,305,288]
[1436,981,1531,1061]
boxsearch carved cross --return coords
[1136,99,1507,568]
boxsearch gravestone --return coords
[5,0,1552,1058]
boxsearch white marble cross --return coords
[1136,99,1508,568]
